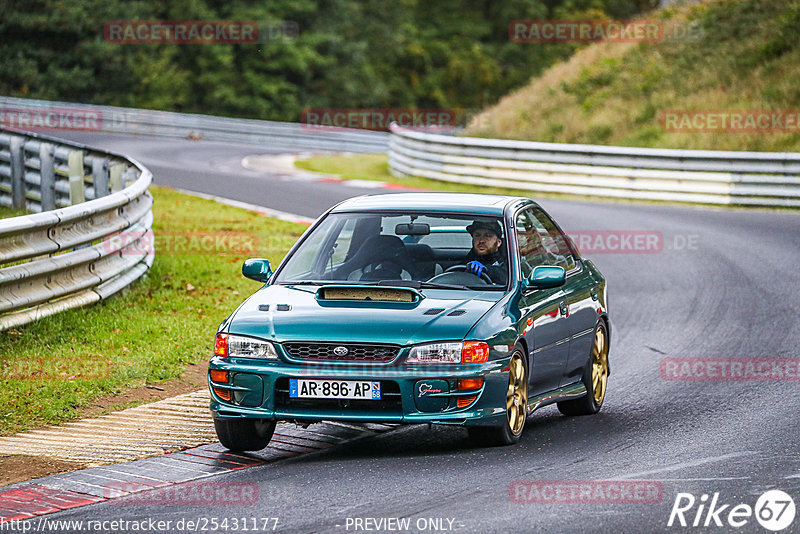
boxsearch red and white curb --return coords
[0,390,216,466]
[0,422,395,523]
[241,152,427,191]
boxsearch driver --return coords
[464,220,508,285]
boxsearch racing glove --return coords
[466,260,486,277]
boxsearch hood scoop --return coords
[317,285,422,303]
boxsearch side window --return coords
[515,207,578,277]
[529,207,578,272]
[515,210,550,278]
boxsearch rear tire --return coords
[214,418,276,452]
[468,349,527,446]
[558,321,609,416]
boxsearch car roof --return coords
[330,192,535,216]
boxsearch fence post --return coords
[39,142,56,211]
[68,150,85,205]
[109,163,124,192]
[9,136,25,209]
[92,157,110,198]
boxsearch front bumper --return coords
[208,355,511,427]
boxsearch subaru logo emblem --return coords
[333,346,349,356]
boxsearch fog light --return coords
[458,377,484,391]
[209,369,229,383]
[213,387,232,401]
[457,395,477,408]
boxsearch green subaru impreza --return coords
[209,193,610,449]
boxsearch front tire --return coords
[214,418,276,452]
[468,349,528,446]
[558,320,609,416]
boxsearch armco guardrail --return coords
[388,124,800,207]
[0,129,153,330]
[0,96,389,153]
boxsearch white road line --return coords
[172,187,314,225]
[614,451,758,480]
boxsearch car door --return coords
[515,208,571,397]
[528,207,599,387]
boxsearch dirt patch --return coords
[0,363,209,487]
[0,455,83,488]
[82,362,208,418]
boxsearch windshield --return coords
[274,212,509,290]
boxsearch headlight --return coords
[406,341,490,364]
[214,333,278,359]
[406,342,462,364]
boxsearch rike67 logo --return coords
[668,490,796,531]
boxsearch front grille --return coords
[282,342,399,363]
[274,378,402,412]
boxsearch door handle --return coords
[559,301,569,317]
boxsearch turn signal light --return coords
[209,369,229,384]
[457,395,477,408]
[213,387,232,401]
[458,378,484,391]
[214,333,229,357]
[461,341,489,364]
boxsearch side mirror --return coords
[242,258,273,283]
[525,265,565,290]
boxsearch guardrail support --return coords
[9,137,25,209]
[68,150,85,205]
[109,163,124,192]
[39,143,56,211]
[92,157,110,198]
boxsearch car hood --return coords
[226,284,505,345]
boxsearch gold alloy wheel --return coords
[592,326,609,405]
[506,353,528,435]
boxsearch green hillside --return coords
[465,0,800,151]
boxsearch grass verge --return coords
[0,186,306,435]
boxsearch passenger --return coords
[464,220,508,285]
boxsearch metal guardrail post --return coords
[9,137,25,209]
[68,150,85,205]
[109,163,124,192]
[39,142,56,211]
[92,157,110,198]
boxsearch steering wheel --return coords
[445,264,494,284]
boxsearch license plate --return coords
[289,379,381,400]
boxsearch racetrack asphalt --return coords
[30,132,800,533]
